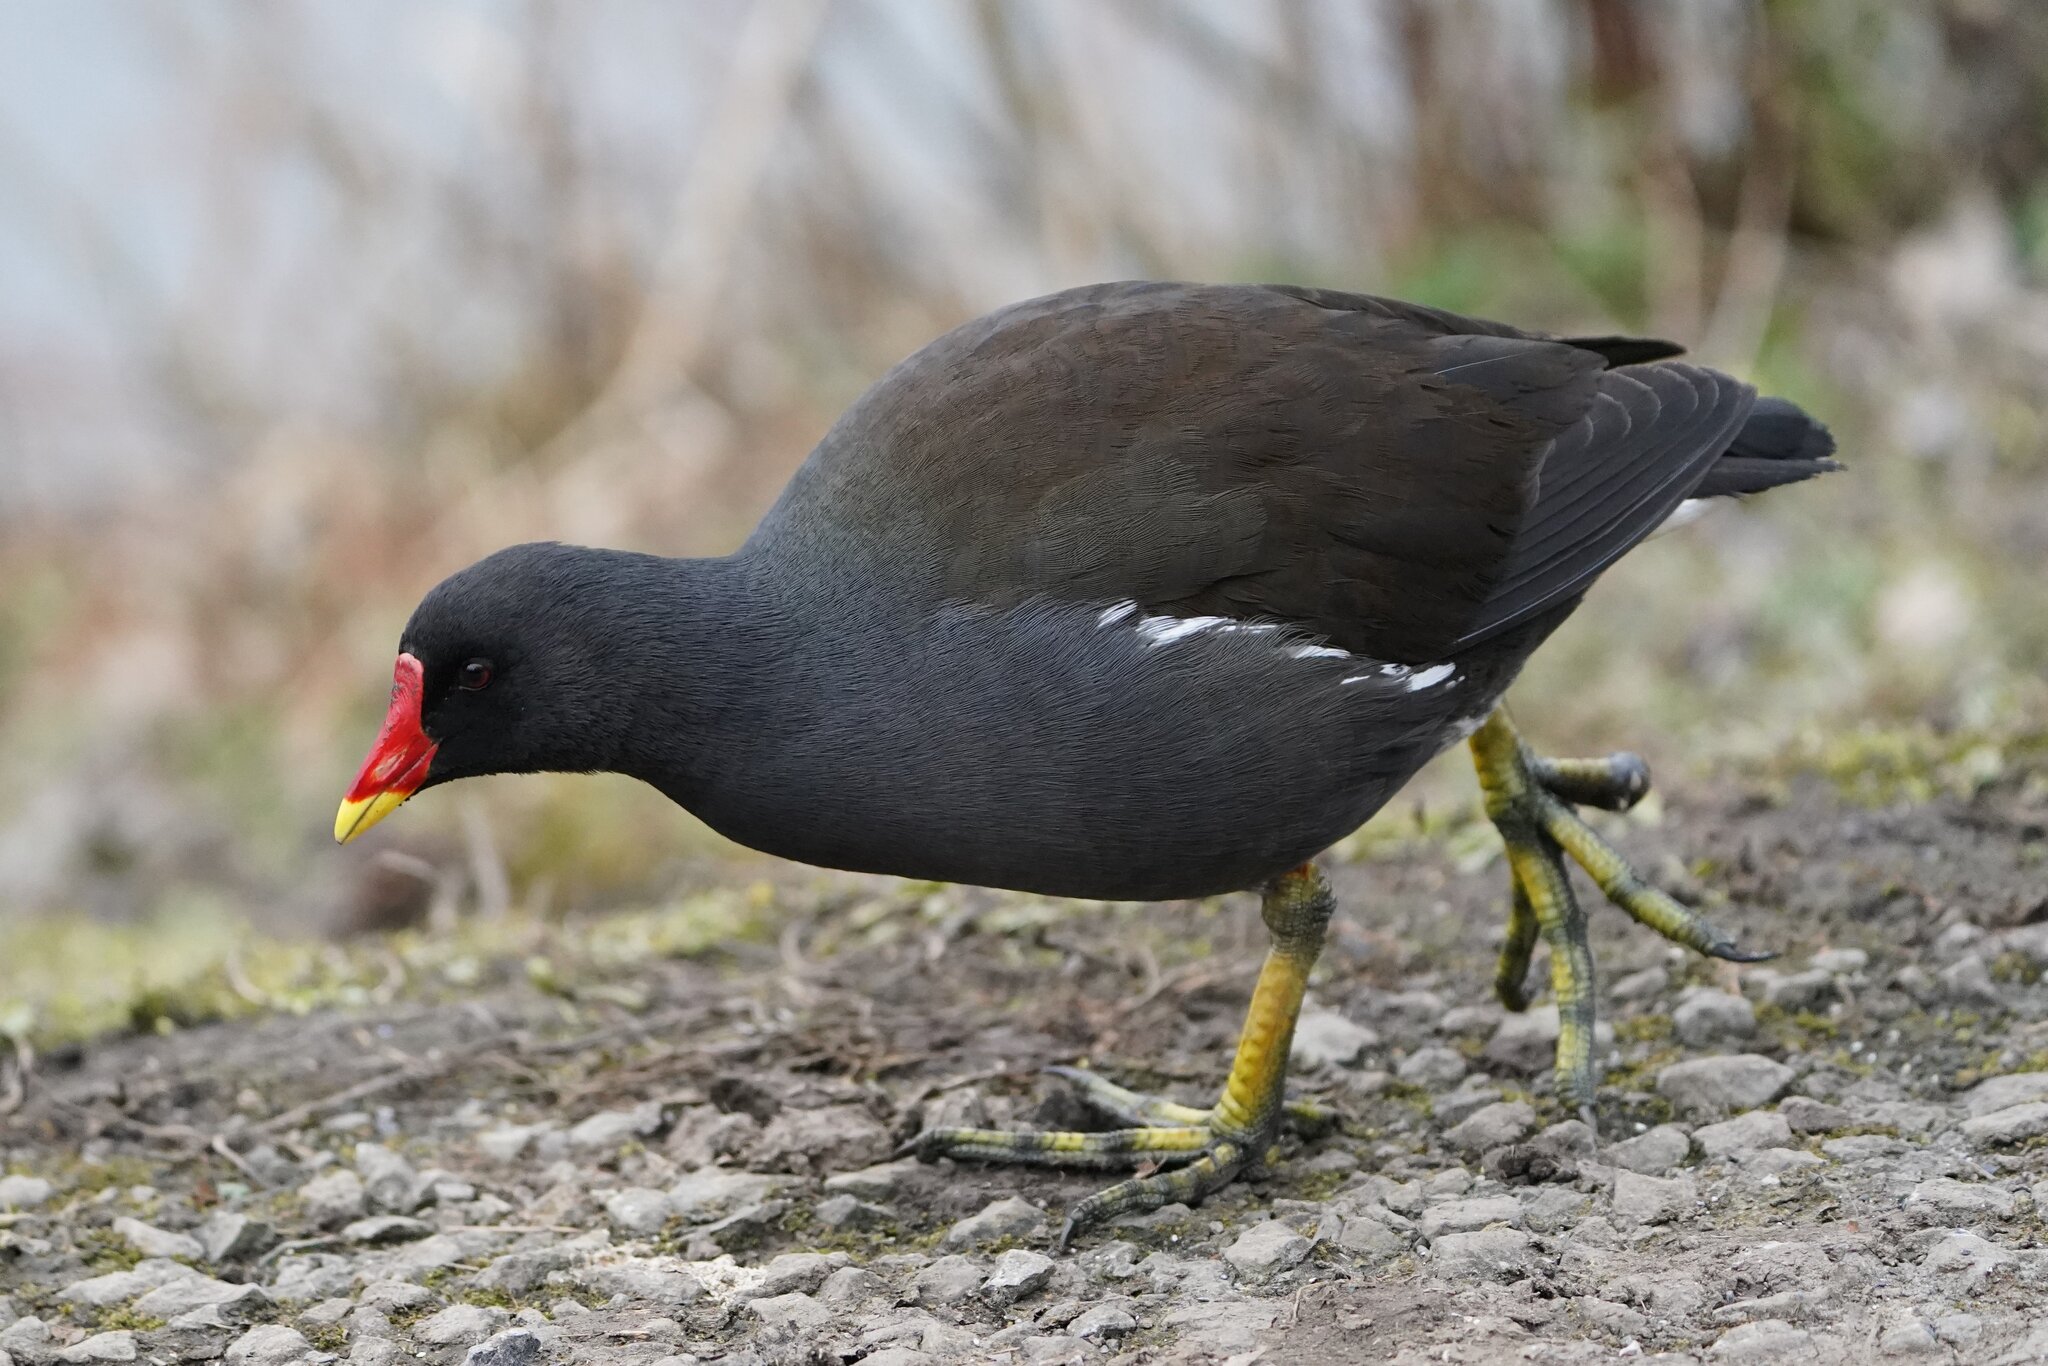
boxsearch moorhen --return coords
[337,282,1836,1246]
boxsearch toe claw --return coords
[1713,943,1778,964]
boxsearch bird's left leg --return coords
[1470,708,1772,1112]
[903,864,1337,1250]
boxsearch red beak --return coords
[335,653,438,843]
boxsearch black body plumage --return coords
[396,282,1837,900]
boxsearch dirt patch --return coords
[4,770,2048,1362]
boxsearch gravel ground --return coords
[5,770,2048,1364]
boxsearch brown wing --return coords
[754,281,1753,662]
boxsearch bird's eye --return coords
[457,659,494,691]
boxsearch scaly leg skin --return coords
[1469,707,1773,1116]
[903,865,1336,1251]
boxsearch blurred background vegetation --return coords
[3,0,2047,1004]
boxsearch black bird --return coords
[337,282,1836,1247]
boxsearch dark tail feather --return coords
[1693,396,1840,498]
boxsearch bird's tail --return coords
[1693,396,1840,498]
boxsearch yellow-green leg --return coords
[1470,708,1772,1111]
[903,864,1336,1251]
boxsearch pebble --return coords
[983,1247,1057,1304]
[464,1328,542,1366]
[1760,968,1836,1011]
[59,1260,192,1308]
[1575,1295,1648,1338]
[1445,1100,1534,1153]
[136,1278,273,1322]
[749,1104,894,1176]
[1694,1110,1793,1161]
[1291,1007,1379,1068]
[1655,1054,1794,1115]
[1709,1319,1811,1361]
[414,1303,509,1346]
[1067,1303,1139,1340]
[1603,1123,1690,1174]
[1937,954,2003,1006]
[476,1123,551,1162]
[667,1168,780,1222]
[815,1193,892,1229]
[298,1168,367,1227]
[602,1187,674,1234]
[1779,1095,1852,1133]
[913,1255,986,1306]
[576,1261,705,1306]
[749,1252,839,1298]
[818,1265,877,1306]
[749,1292,831,1333]
[1674,989,1757,1047]
[1427,1227,1536,1280]
[1961,1071,2048,1118]
[1159,1301,1278,1352]
[198,1212,274,1264]
[0,1176,53,1211]
[1877,1317,1940,1355]
[1608,965,1668,1001]
[1810,948,1868,975]
[225,1325,312,1366]
[822,1158,918,1199]
[354,1142,421,1212]
[1432,1084,1506,1127]
[1396,1046,1468,1089]
[109,1215,201,1261]
[342,1214,433,1244]
[360,1279,439,1312]
[1419,1196,1522,1240]
[1922,1231,2015,1282]
[1905,1177,2018,1222]
[1482,1007,1560,1073]
[1611,1171,1696,1225]
[270,1252,356,1301]
[943,1195,1044,1247]
[566,1102,667,1151]
[1223,1221,1310,1277]
[55,1332,135,1364]
[1960,1100,2048,1146]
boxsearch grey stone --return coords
[374,1231,470,1280]
[1397,1046,1468,1090]
[269,1253,356,1301]
[575,1260,704,1306]
[135,1278,273,1323]
[1675,990,1757,1047]
[749,1293,831,1334]
[1877,1319,1940,1356]
[225,1325,312,1366]
[1576,1296,1649,1338]
[1427,1227,1537,1280]
[1483,1007,1560,1073]
[1656,1054,1794,1115]
[1695,1110,1793,1161]
[1432,1084,1506,1127]
[748,1252,839,1299]
[1419,1197,1522,1240]
[359,1280,439,1313]
[667,1168,780,1221]
[1224,1220,1311,1276]
[1336,1215,1408,1261]
[983,1248,1056,1304]
[1519,1187,1592,1234]
[1159,1301,1278,1352]
[1963,1072,2048,1118]
[857,1352,932,1366]
[749,1103,893,1176]
[58,1260,193,1308]
[602,1187,673,1235]
[55,1334,135,1365]
[1612,1171,1696,1225]
[1741,1147,1825,1177]
[817,1265,878,1306]
[109,1216,201,1261]
[353,1143,420,1212]
[1923,1231,2015,1282]
[1810,948,1869,975]
[0,1176,53,1211]
[1821,1134,1910,1162]
[474,1245,581,1296]
[1290,1007,1378,1068]
[1530,1119,1597,1158]
[1905,1177,2019,1222]
[1609,965,1668,1002]
[414,1303,509,1346]
[1603,1123,1690,1174]
[822,1158,917,1199]
[814,1193,891,1229]
[349,1340,410,1365]
[341,1215,432,1244]
[1779,1095,1852,1133]
[1961,1101,2048,1146]
[913,1255,986,1306]
[1709,1320,1812,1361]
[464,1328,542,1366]
[943,1195,1044,1248]
[198,1213,274,1264]
[297,1169,366,1228]
[475,1124,550,1162]
[0,1320,51,1363]
[1067,1304,1139,1341]
[1757,967,1835,1010]
[1445,1100,1534,1153]
[1938,954,2003,1006]
[565,1102,666,1151]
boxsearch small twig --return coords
[900,1064,1037,1110]
[0,1035,32,1117]
[210,1134,267,1188]
[258,1234,340,1267]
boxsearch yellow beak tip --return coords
[334,791,408,845]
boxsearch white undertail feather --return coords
[1103,604,1462,694]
